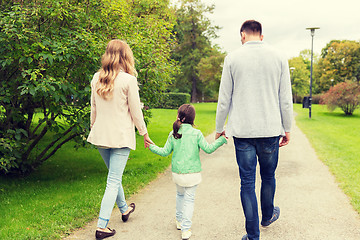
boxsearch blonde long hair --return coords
[96,39,137,99]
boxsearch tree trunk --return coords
[191,75,197,103]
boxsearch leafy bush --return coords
[0,2,96,174]
[293,95,303,104]
[320,81,360,115]
[154,92,191,109]
[0,0,176,175]
[312,94,323,104]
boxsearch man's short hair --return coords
[240,20,262,36]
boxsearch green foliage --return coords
[294,104,360,214]
[311,93,323,104]
[315,40,360,93]
[113,0,180,107]
[0,0,99,174]
[154,92,191,109]
[171,0,220,102]
[320,81,360,115]
[0,0,177,174]
[0,103,218,239]
[289,55,311,103]
[196,48,225,101]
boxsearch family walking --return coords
[87,20,293,240]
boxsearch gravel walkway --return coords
[65,121,360,240]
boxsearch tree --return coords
[171,0,219,102]
[196,47,225,101]
[320,81,360,115]
[288,55,311,103]
[0,1,99,174]
[315,40,360,93]
[0,0,177,174]
[106,0,179,107]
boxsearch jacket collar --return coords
[244,41,264,46]
[181,123,192,128]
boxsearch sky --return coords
[199,0,360,59]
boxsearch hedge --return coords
[154,92,191,109]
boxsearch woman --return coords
[87,39,152,239]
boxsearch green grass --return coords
[294,104,360,213]
[0,103,218,240]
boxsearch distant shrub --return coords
[320,81,360,115]
[154,92,191,109]
[293,95,303,104]
[312,94,323,104]
[293,94,322,104]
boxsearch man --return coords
[215,20,293,240]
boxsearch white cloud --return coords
[200,0,360,59]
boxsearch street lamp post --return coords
[290,67,295,76]
[306,27,319,119]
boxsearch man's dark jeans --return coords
[233,136,280,240]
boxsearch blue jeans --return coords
[233,136,280,240]
[97,147,131,229]
[175,184,198,232]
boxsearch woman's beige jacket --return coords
[87,71,147,150]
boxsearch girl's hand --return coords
[216,130,227,139]
[143,133,154,148]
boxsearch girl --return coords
[149,104,227,240]
[87,39,153,239]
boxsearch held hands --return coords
[143,133,154,149]
[215,131,290,147]
[215,130,227,140]
[279,132,290,147]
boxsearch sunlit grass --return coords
[294,104,360,213]
[0,103,217,239]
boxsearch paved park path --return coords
[65,120,360,240]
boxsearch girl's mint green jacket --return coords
[149,124,227,174]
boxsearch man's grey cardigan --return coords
[216,41,293,138]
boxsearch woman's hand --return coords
[143,133,154,148]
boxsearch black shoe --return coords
[261,206,280,227]
[95,228,116,239]
[122,203,135,222]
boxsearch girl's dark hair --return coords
[173,104,196,139]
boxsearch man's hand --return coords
[279,132,290,147]
[215,130,226,140]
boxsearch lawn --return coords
[3,102,358,239]
[294,104,360,214]
[0,103,218,240]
